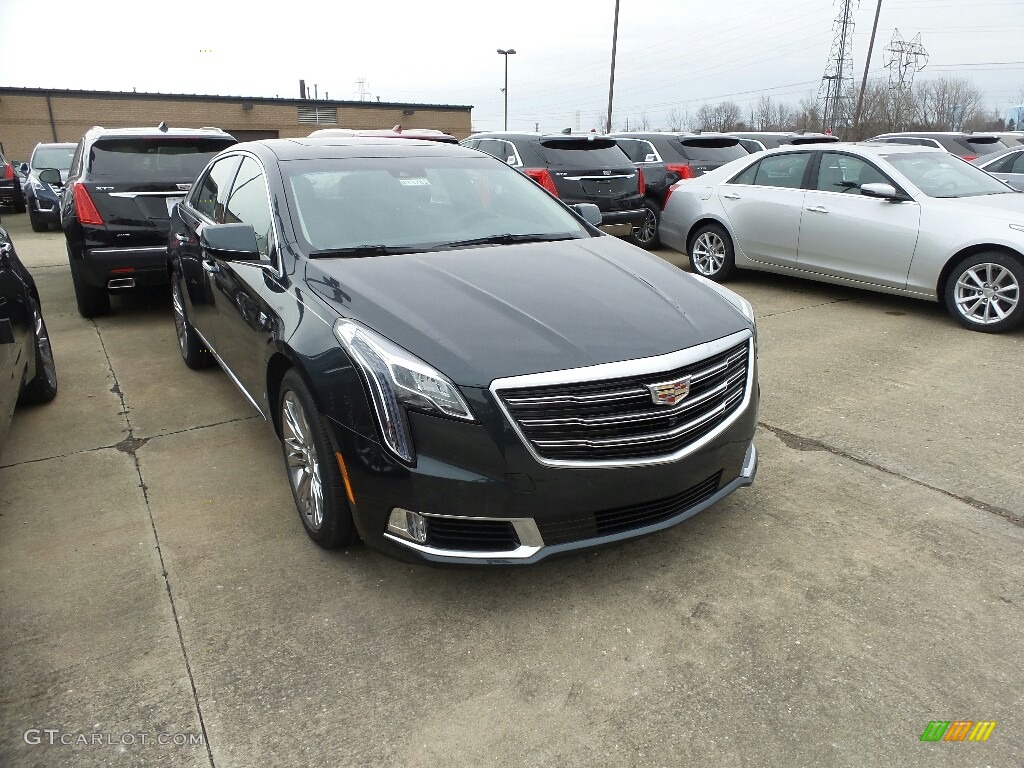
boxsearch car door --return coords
[718,151,812,266]
[796,151,921,289]
[206,155,279,408]
[0,231,32,448]
[176,154,243,347]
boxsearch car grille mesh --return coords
[496,340,750,462]
[537,471,723,545]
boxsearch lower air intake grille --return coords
[425,518,521,552]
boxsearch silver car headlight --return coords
[333,319,475,463]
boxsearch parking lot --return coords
[1,209,1022,766]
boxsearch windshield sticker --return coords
[399,178,430,186]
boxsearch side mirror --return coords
[199,223,261,261]
[38,168,62,185]
[573,203,602,227]
[19,162,29,174]
[860,182,905,201]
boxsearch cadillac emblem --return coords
[647,377,692,406]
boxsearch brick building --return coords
[0,87,473,161]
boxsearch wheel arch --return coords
[936,243,1024,297]
[686,216,732,251]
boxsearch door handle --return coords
[174,232,190,243]
[202,260,219,274]
[722,192,741,200]
[805,205,829,214]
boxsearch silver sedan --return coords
[972,146,1024,191]
[660,143,1024,333]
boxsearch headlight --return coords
[333,319,475,463]
[29,178,44,191]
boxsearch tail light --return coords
[524,168,559,197]
[664,182,682,207]
[665,163,695,180]
[73,182,104,226]
[638,167,646,195]
[2,164,13,180]
[962,155,978,161]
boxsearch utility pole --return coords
[606,0,620,133]
[497,49,516,130]
[852,0,883,139]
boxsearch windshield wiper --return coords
[444,233,578,250]
[308,244,423,258]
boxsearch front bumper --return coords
[30,194,61,224]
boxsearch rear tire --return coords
[627,201,662,250]
[688,223,737,281]
[278,370,355,550]
[943,252,1024,333]
[70,263,110,318]
[18,297,58,405]
[171,272,215,369]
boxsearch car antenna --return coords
[392,124,403,133]
[157,121,168,133]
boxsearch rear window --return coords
[536,138,631,167]
[963,137,1008,156]
[88,137,236,178]
[675,139,747,162]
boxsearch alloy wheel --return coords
[691,231,726,276]
[31,302,56,390]
[633,208,658,244]
[282,391,324,531]
[953,262,1020,326]
[171,280,188,354]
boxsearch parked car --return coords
[167,137,759,564]
[610,132,748,249]
[23,142,76,232]
[865,132,1008,160]
[0,147,27,213]
[973,146,1024,191]
[660,143,1024,333]
[996,132,1024,148]
[728,131,840,153]
[0,226,58,458]
[309,126,458,143]
[60,124,237,317]
[461,132,646,234]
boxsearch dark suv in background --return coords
[60,124,236,317]
[865,132,1008,160]
[610,132,747,249]
[23,143,76,232]
[728,131,839,153]
[462,132,646,234]
[0,147,27,213]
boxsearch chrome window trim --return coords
[491,329,754,469]
[499,140,524,167]
[561,173,636,181]
[108,191,188,198]
[193,326,267,420]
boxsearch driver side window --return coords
[816,152,891,196]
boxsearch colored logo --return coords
[647,377,692,406]
[920,721,996,742]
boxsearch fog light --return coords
[387,507,428,544]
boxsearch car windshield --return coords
[282,156,590,253]
[88,138,236,178]
[32,146,75,171]
[881,152,1014,197]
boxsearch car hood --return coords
[929,192,1024,219]
[305,237,751,387]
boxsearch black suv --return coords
[60,124,236,317]
[610,132,747,249]
[461,132,645,233]
[865,132,1008,160]
[728,131,839,153]
[0,147,27,213]
[23,143,75,232]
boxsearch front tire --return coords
[278,370,355,549]
[18,297,58,405]
[943,252,1024,333]
[627,201,661,250]
[688,223,737,281]
[171,273,215,369]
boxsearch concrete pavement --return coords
[1,212,1021,767]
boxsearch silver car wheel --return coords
[171,280,187,354]
[633,208,658,244]
[691,231,726,275]
[954,263,1020,326]
[282,391,324,531]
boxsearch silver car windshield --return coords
[282,156,589,253]
[881,152,1013,198]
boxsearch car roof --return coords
[309,127,458,143]
[870,131,1000,138]
[240,136,485,161]
[85,125,235,141]
[729,131,833,138]
[611,131,737,140]
[33,142,77,148]
[764,142,944,157]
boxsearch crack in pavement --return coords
[0,416,259,470]
[93,322,217,768]
[757,298,852,319]
[759,421,1023,528]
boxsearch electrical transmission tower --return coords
[818,0,858,135]
[884,29,928,131]
[354,78,371,101]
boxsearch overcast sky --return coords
[1,0,1021,132]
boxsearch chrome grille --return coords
[495,337,751,464]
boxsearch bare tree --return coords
[665,106,689,132]
[696,101,742,132]
[793,95,822,132]
[635,112,651,131]
[914,77,984,131]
